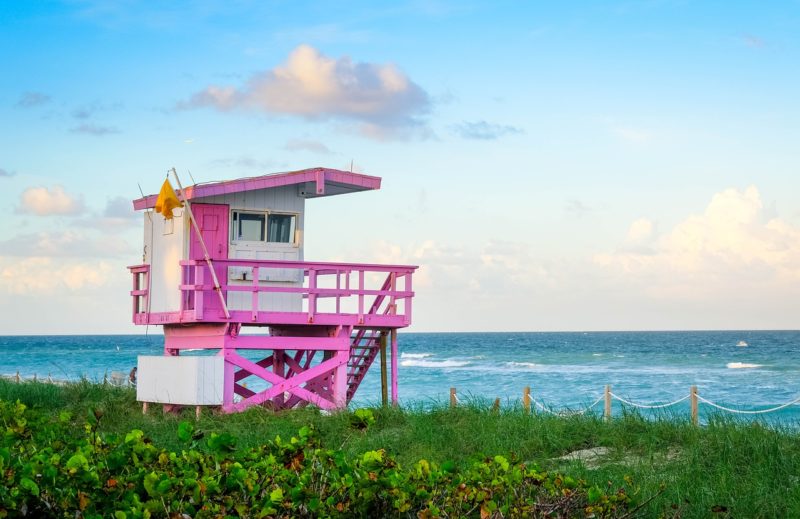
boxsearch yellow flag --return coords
[154,179,183,219]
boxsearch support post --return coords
[142,402,148,415]
[15,371,20,383]
[690,385,699,426]
[195,406,201,421]
[379,332,388,406]
[492,398,500,412]
[523,386,531,414]
[390,329,398,406]
[332,349,349,408]
[273,350,285,408]
[450,387,457,408]
[604,385,612,421]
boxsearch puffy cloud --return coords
[594,186,800,298]
[0,257,112,295]
[181,45,430,135]
[450,120,523,140]
[284,138,333,155]
[0,168,14,178]
[626,218,654,244]
[16,92,50,108]
[17,185,86,216]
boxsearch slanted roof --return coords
[133,167,381,210]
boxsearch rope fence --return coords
[448,385,800,424]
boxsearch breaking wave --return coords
[727,362,763,369]
[400,353,433,359]
[400,359,470,368]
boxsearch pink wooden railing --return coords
[173,258,416,327]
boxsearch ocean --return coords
[2,330,799,422]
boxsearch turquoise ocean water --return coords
[2,331,799,422]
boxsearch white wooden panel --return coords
[144,210,187,313]
[137,356,223,405]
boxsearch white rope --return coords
[610,392,691,409]
[533,395,604,417]
[696,394,800,415]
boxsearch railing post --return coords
[492,398,500,413]
[604,385,612,421]
[357,270,365,324]
[308,268,317,323]
[404,272,413,324]
[389,272,397,315]
[690,386,699,426]
[335,269,341,314]
[450,387,457,408]
[523,386,531,414]
[251,266,259,322]
[195,264,204,320]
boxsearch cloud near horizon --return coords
[594,185,800,298]
[0,257,113,295]
[17,185,86,216]
[180,45,431,138]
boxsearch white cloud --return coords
[72,196,140,232]
[0,257,113,295]
[594,186,800,298]
[181,45,430,136]
[17,185,86,216]
[626,218,654,244]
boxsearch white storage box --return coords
[137,356,223,405]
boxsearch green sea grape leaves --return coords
[0,400,639,518]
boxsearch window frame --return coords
[230,209,299,247]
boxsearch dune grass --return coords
[2,378,800,517]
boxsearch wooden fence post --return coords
[523,386,531,414]
[15,371,20,383]
[492,398,500,412]
[690,386,699,426]
[604,385,612,421]
[450,387,457,408]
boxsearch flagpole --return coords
[170,168,231,319]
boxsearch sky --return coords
[1,1,799,334]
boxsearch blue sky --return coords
[1,1,799,333]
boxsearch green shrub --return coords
[0,399,638,518]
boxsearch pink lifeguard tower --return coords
[127,168,416,413]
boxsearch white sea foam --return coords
[504,361,540,369]
[592,353,603,357]
[400,353,433,359]
[400,359,470,368]
[726,362,763,369]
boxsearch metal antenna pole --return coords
[171,167,231,319]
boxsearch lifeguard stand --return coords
[128,168,416,413]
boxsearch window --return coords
[231,211,297,244]
[267,214,296,243]
[232,212,265,241]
